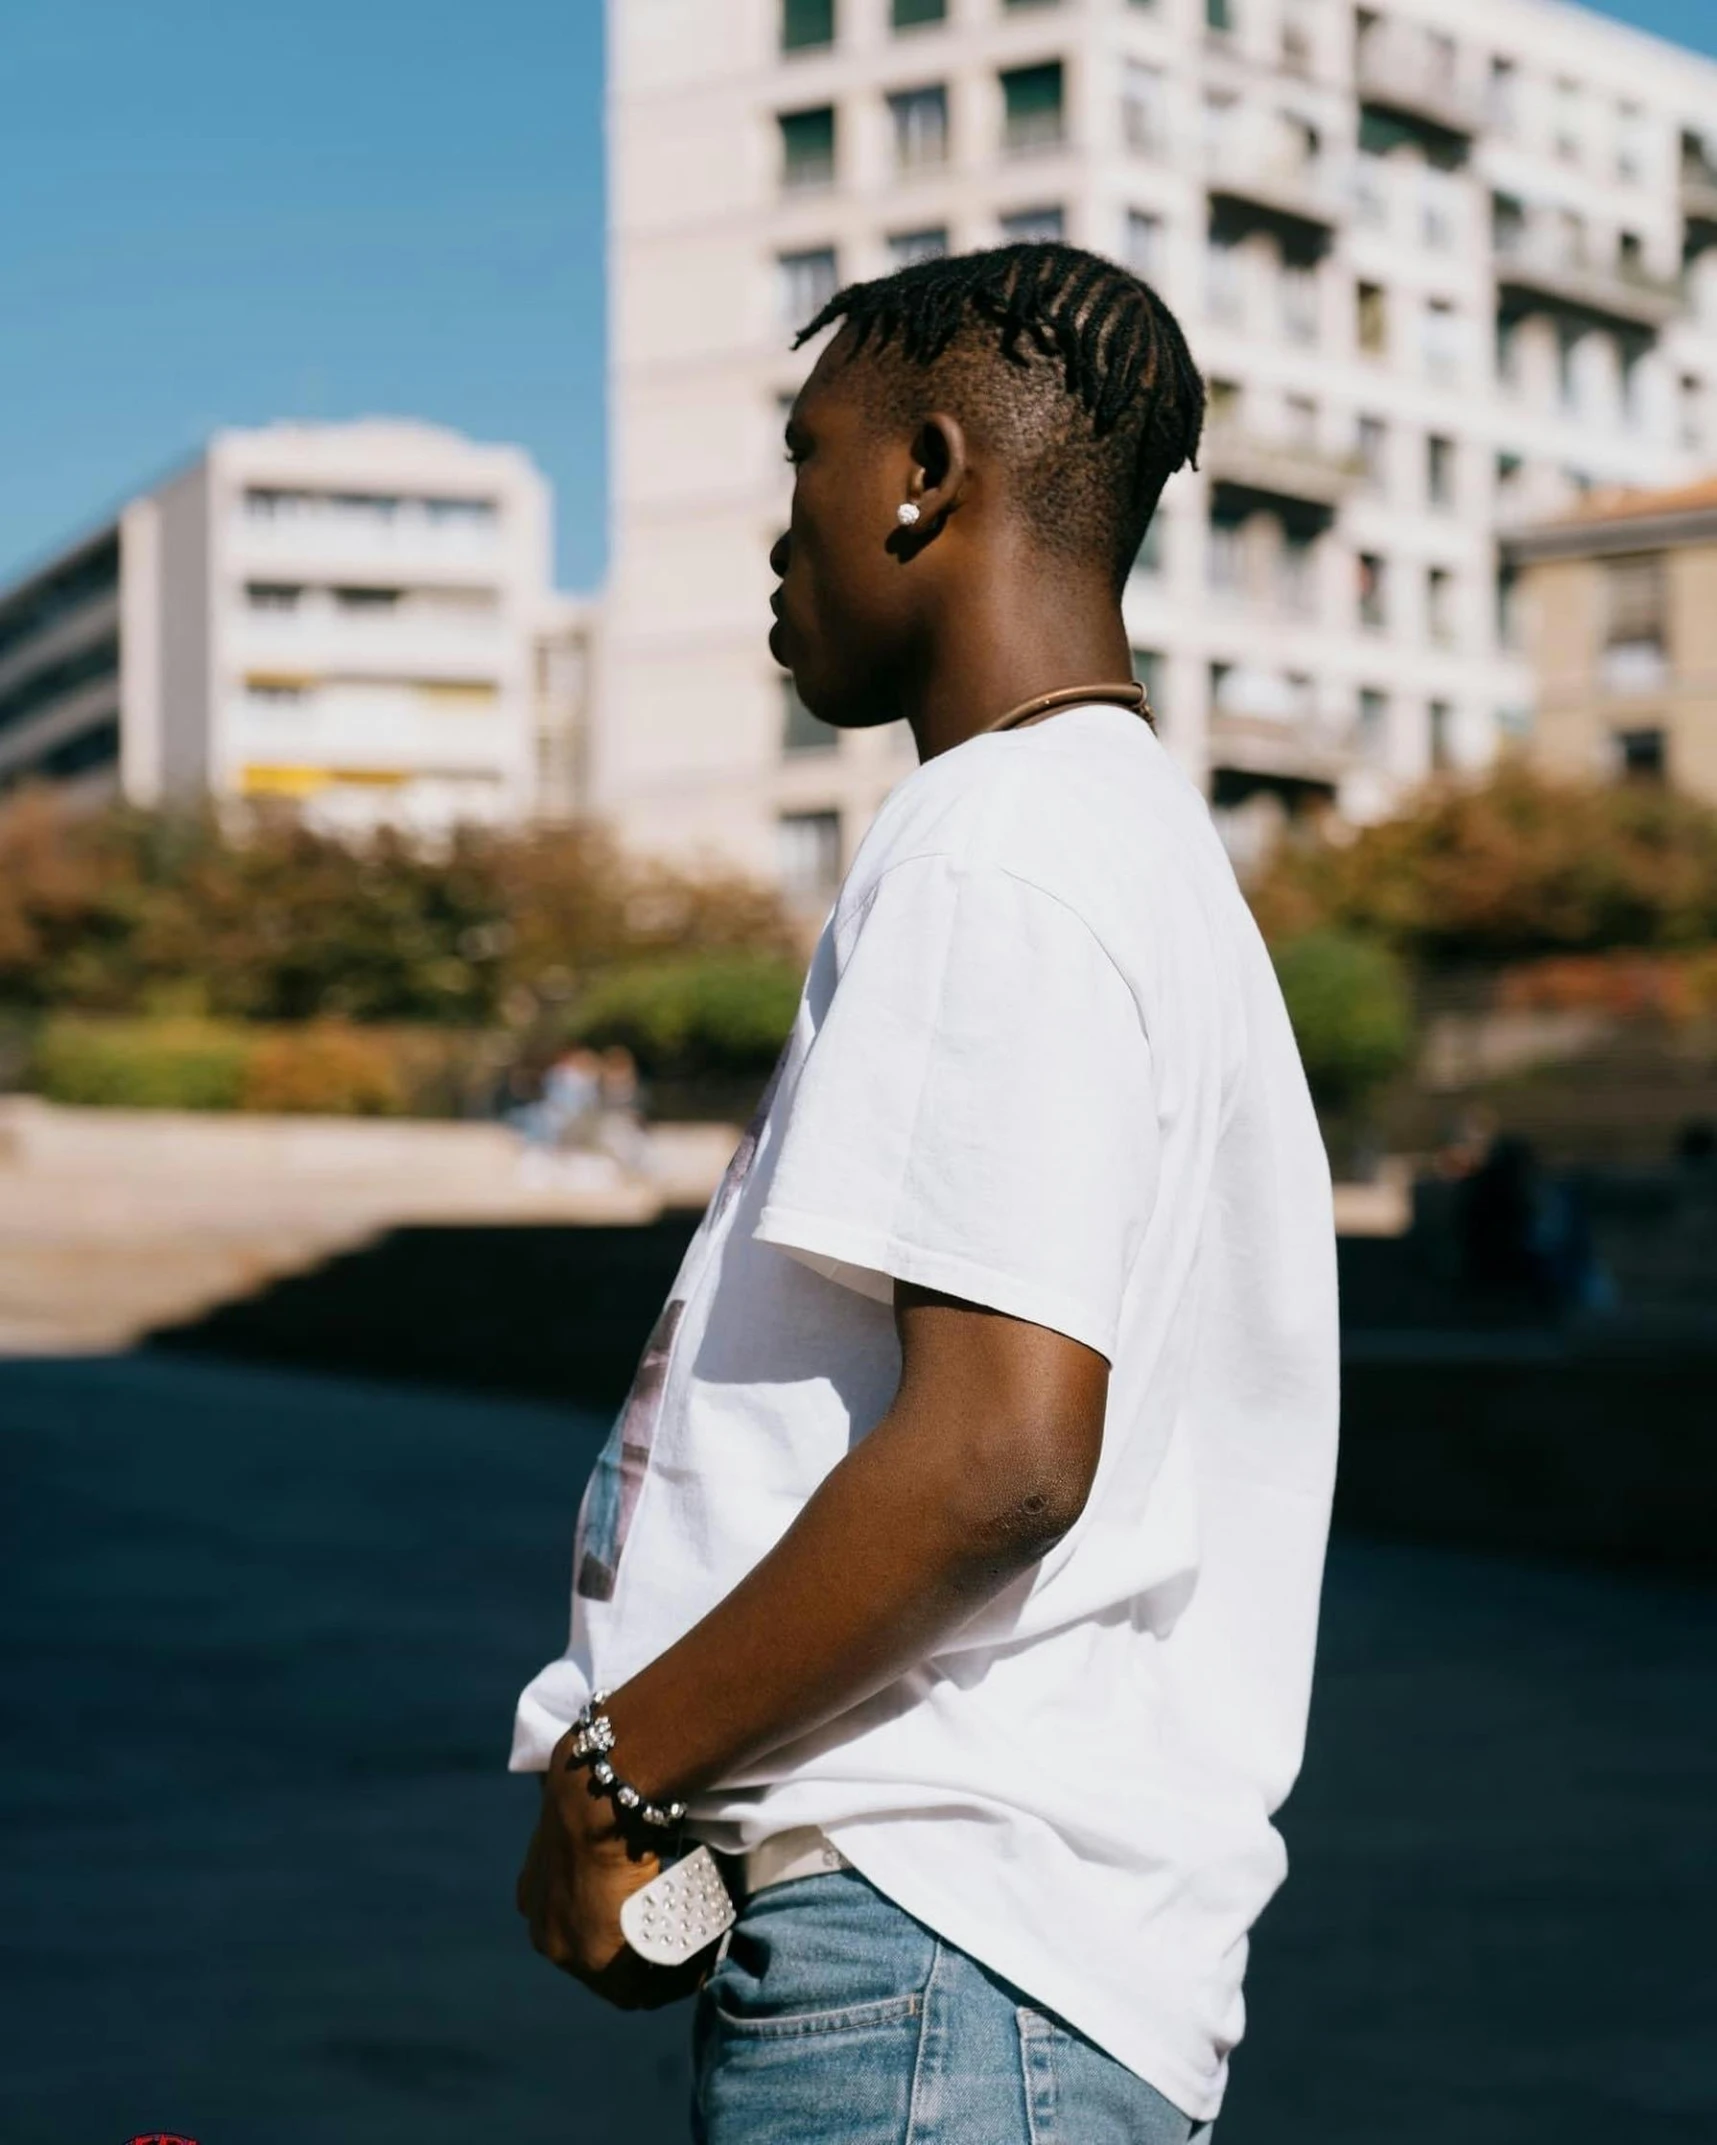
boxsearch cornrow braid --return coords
[794,241,1204,514]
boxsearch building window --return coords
[1614,728,1666,781]
[1422,299,1459,382]
[334,584,402,610]
[780,106,836,191]
[892,0,944,23]
[1488,56,1519,136]
[778,247,839,329]
[1122,61,1166,155]
[1554,78,1582,164]
[1357,687,1389,758]
[1616,102,1645,182]
[1281,0,1313,74]
[247,677,311,706]
[1280,259,1319,345]
[1207,228,1245,324]
[1426,434,1455,508]
[1209,506,1246,595]
[1123,209,1162,279]
[1285,393,1317,446]
[1357,280,1388,355]
[1001,62,1065,156]
[1357,415,1387,493]
[1429,699,1453,771]
[1206,0,1235,34]
[1134,515,1165,577]
[1427,567,1455,647]
[1680,374,1706,454]
[1496,563,1522,649]
[890,84,948,171]
[888,227,948,266]
[1358,552,1387,631]
[1604,554,1665,649]
[777,810,843,903]
[781,0,834,52]
[246,582,302,611]
[1555,324,1581,414]
[1280,529,1319,617]
[781,676,834,755]
[1001,205,1065,242]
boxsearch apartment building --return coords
[1505,474,1717,801]
[0,421,565,835]
[602,0,1717,896]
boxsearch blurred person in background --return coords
[513,244,1339,2143]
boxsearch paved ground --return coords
[1,1352,1712,2144]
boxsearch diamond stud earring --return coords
[895,502,921,527]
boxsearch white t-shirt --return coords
[512,703,1339,2122]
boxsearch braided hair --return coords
[795,242,1205,589]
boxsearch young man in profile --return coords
[514,243,1339,2143]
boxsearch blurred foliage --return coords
[1270,930,1415,1112]
[564,954,803,1081]
[33,1017,252,1111]
[1494,949,1717,1023]
[29,1015,513,1116]
[1250,766,1717,962]
[0,790,795,1026]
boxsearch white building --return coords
[602,0,1717,896]
[0,421,573,836]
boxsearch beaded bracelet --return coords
[565,1689,687,1832]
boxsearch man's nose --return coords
[769,529,791,577]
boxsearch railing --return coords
[1493,228,1682,331]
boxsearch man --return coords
[514,243,1338,2143]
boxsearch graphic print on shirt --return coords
[573,1052,786,1602]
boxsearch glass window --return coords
[890,85,948,170]
[1421,298,1459,382]
[888,227,949,266]
[1123,209,1162,279]
[1427,435,1455,508]
[1286,394,1318,446]
[1357,280,1387,354]
[1280,259,1319,345]
[777,810,843,903]
[1206,0,1235,33]
[782,0,834,52]
[1604,554,1665,646]
[781,676,834,755]
[1280,529,1319,617]
[1554,78,1582,163]
[1001,62,1065,155]
[780,106,836,190]
[1488,57,1519,136]
[1357,416,1387,492]
[1614,728,1666,780]
[1357,687,1389,758]
[1207,229,1245,324]
[246,583,302,611]
[1427,567,1455,646]
[1616,102,1645,183]
[1429,699,1453,770]
[334,585,402,610]
[1358,552,1387,631]
[1208,506,1246,594]
[1495,562,1521,648]
[1122,61,1166,154]
[1133,516,1165,577]
[1001,206,1065,242]
[892,0,944,23]
[778,247,839,329]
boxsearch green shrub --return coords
[565,955,803,1080]
[32,1017,251,1111]
[1271,930,1414,1113]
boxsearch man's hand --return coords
[515,1736,706,2011]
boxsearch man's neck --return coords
[901,569,1134,763]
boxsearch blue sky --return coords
[1,0,1712,595]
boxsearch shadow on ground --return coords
[2,1351,1713,2143]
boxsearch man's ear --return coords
[896,412,968,549]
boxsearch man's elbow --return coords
[955,1421,1100,1568]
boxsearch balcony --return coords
[1208,152,1340,252]
[1494,230,1682,334]
[1356,34,1483,154]
[1683,154,1717,249]
[1202,419,1362,520]
[1209,700,1352,788]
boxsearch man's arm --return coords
[518,1279,1107,1989]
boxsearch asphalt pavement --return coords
[1,1352,1712,2144]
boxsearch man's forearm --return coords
[589,1376,1084,1811]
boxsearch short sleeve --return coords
[753,856,1160,1362]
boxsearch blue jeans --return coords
[691,1867,1208,2145]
